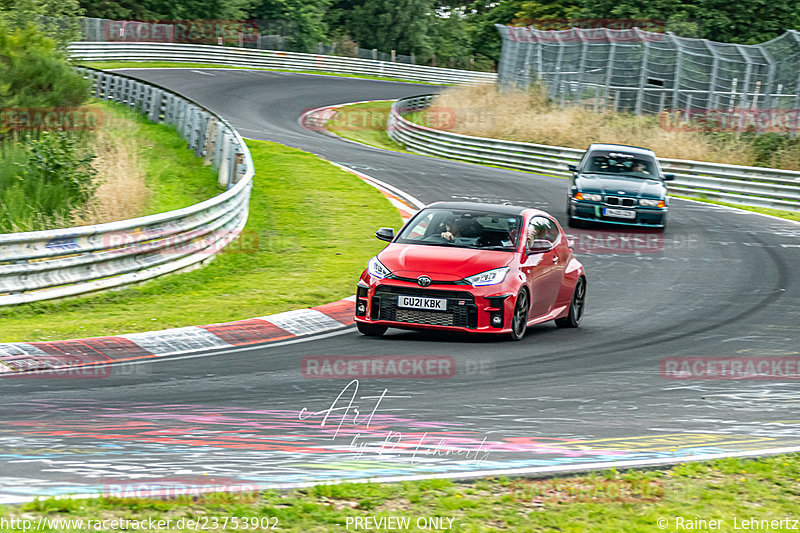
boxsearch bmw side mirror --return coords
[663,173,675,181]
[568,164,577,172]
[375,227,395,242]
[527,239,553,254]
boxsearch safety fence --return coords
[67,42,497,85]
[495,25,800,129]
[0,67,254,305]
[388,95,800,213]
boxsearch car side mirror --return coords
[568,164,577,172]
[375,227,395,242]
[527,239,553,254]
[663,173,675,181]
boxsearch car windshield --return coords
[396,208,523,251]
[582,150,660,179]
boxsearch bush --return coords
[0,21,90,110]
[0,132,98,232]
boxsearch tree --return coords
[0,0,85,47]
[78,0,253,22]
[330,0,436,57]
[249,0,332,52]
[0,22,90,108]
[577,0,800,43]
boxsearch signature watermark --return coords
[298,379,491,464]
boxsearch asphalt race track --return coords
[1,69,799,502]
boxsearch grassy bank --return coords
[78,61,441,85]
[0,138,400,342]
[0,100,219,232]
[1,453,799,531]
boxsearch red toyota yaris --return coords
[355,202,586,340]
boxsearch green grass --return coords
[2,454,800,531]
[672,194,800,222]
[0,138,400,342]
[77,61,442,85]
[325,101,410,152]
[96,99,220,215]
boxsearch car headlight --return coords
[367,256,392,279]
[639,198,665,207]
[575,192,602,202]
[464,267,510,287]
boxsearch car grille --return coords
[395,309,456,326]
[373,287,477,328]
[605,196,636,207]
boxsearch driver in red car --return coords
[441,216,481,242]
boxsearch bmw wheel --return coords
[555,276,586,328]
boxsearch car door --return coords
[523,216,564,318]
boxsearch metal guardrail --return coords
[388,95,800,213]
[67,42,498,85]
[0,67,254,305]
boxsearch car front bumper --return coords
[570,200,667,227]
[354,273,518,334]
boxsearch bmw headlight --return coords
[639,198,665,207]
[575,192,602,202]
[464,267,510,287]
[367,256,392,279]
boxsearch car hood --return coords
[379,243,514,280]
[577,174,666,199]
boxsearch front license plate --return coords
[397,295,447,311]
[603,208,636,219]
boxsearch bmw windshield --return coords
[395,208,523,251]
[581,150,661,180]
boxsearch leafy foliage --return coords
[0,132,99,232]
[0,0,85,47]
[0,21,90,109]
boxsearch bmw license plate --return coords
[397,295,447,311]
[603,208,636,219]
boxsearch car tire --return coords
[509,289,530,341]
[567,216,583,229]
[555,276,586,328]
[357,322,388,337]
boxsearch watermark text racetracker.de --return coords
[301,355,494,379]
[505,18,666,42]
[1,107,102,132]
[568,229,702,254]
[661,107,800,133]
[661,357,800,380]
[301,105,457,132]
[511,477,663,503]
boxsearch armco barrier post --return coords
[214,126,225,170]
[195,112,209,158]
[204,119,217,166]
[218,132,231,188]
[226,136,237,187]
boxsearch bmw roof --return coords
[586,143,657,156]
